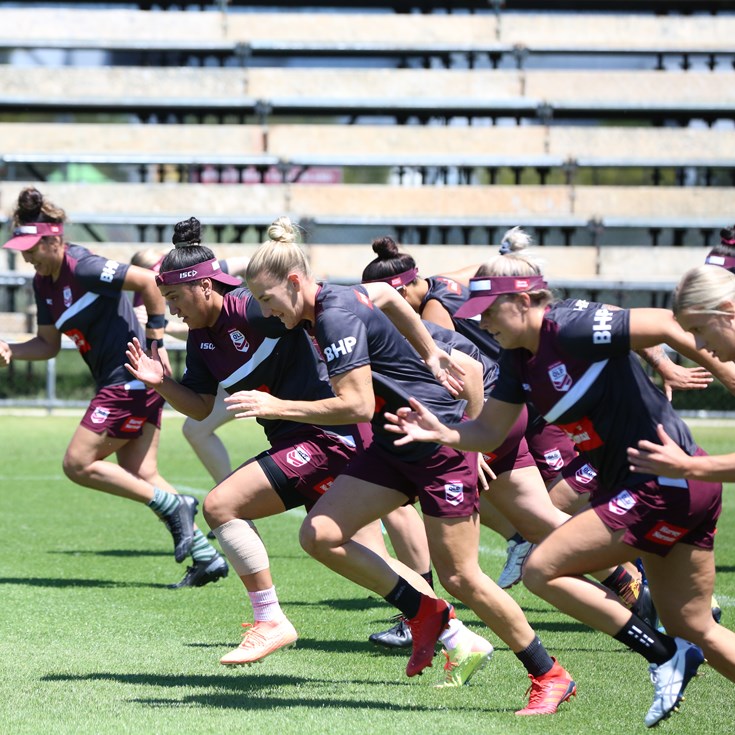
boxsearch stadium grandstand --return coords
[0,0,734,405]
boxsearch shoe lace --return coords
[523,674,552,708]
[240,622,267,649]
[441,650,456,673]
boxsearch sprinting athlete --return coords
[385,253,735,727]
[124,232,483,668]
[0,186,223,587]
[237,217,576,715]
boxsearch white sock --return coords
[249,586,283,622]
[439,618,466,650]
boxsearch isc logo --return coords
[100,260,119,283]
[324,336,357,361]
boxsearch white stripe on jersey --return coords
[54,292,100,330]
[543,359,608,423]
[219,336,281,390]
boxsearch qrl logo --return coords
[90,406,110,424]
[444,483,464,506]
[543,449,564,471]
[608,489,636,516]
[548,362,572,392]
[324,336,357,362]
[592,307,613,344]
[229,330,249,353]
[286,445,311,468]
[100,260,119,283]
[574,463,597,485]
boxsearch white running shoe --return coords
[644,637,705,727]
[498,539,535,589]
[220,617,298,665]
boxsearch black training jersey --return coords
[422,276,502,361]
[423,321,498,399]
[182,287,335,443]
[33,243,141,388]
[311,283,467,459]
[491,298,697,492]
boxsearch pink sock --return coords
[249,586,282,622]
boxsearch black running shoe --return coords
[162,494,199,563]
[369,616,413,649]
[632,581,659,631]
[168,553,229,589]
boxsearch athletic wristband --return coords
[146,338,164,350]
[145,314,167,329]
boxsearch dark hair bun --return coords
[371,236,400,260]
[172,216,202,247]
[17,187,44,217]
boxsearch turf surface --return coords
[0,414,733,734]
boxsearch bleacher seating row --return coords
[2,9,733,66]
[3,123,734,185]
[1,66,731,125]
[0,181,730,247]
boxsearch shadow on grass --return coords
[715,565,734,574]
[286,597,390,612]
[0,576,168,589]
[127,693,496,712]
[43,671,499,713]
[184,637,382,656]
[49,549,170,558]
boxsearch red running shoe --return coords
[405,597,455,677]
[515,658,576,716]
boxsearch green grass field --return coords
[0,414,733,735]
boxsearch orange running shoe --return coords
[515,658,576,716]
[405,597,455,677]
[220,617,298,665]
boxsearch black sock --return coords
[384,577,423,619]
[420,569,434,591]
[602,566,638,608]
[602,566,633,594]
[613,614,678,665]
[515,635,555,677]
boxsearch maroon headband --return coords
[3,222,64,251]
[454,274,548,319]
[362,267,418,289]
[155,258,241,287]
[705,251,735,272]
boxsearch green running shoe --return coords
[434,642,493,688]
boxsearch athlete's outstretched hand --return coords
[627,423,691,478]
[225,389,283,420]
[0,340,11,367]
[125,337,165,387]
[659,364,712,401]
[384,396,448,447]
[425,348,464,397]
